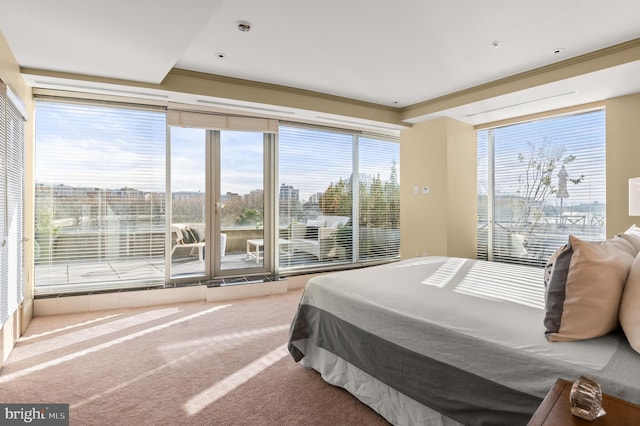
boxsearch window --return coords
[0,82,25,326]
[477,109,606,266]
[278,124,400,270]
[33,100,399,295]
[34,99,166,295]
[358,136,400,261]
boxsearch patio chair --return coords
[171,224,205,262]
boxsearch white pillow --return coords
[624,224,640,237]
[620,251,640,354]
[306,219,325,227]
[617,225,640,254]
[325,216,350,228]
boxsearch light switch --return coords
[414,186,419,195]
[422,186,430,195]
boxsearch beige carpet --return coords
[0,289,389,425]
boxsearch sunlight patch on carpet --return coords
[159,324,290,351]
[19,313,121,342]
[184,344,289,416]
[10,308,180,363]
[0,304,231,384]
[71,324,291,409]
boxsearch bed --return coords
[287,255,640,426]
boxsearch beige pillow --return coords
[620,251,640,353]
[544,235,635,342]
[618,233,640,254]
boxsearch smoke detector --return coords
[237,21,251,32]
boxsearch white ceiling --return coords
[1,0,640,127]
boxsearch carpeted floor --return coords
[0,289,389,425]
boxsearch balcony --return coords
[35,223,390,295]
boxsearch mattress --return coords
[288,256,640,426]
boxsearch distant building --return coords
[279,184,299,201]
[221,192,241,203]
[173,191,203,200]
[308,192,323,204]
[244,189,264,207]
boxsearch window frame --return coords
[32,97,401,296]
[0,82,25,325]
[277,123,400,273]
[477,107,606,266]
[33,97,167,295]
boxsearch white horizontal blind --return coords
[0,84,6,324]
[34,99,166,295]
[358,135,400,261]
[278,124,399,270]
[279,125,353,268]
[477,109,606,266]
[5,85,24,323]
[0,82,25,325]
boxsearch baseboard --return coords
[206,279,288,302]
[33,285,204,316]
[32,278,305,317]
[1,309,18,365]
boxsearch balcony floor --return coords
[33,250,327,296]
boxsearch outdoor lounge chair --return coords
[171,224,205,262]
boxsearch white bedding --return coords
[288,256,640,425]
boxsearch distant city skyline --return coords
[35,101,400,209]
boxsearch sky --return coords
[35,100,602,210]
[477,109,606,207]
[35,101,400,202]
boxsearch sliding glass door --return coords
[218,131,267,271]
[169,125,272,281]
[170,127,207,276]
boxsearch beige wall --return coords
[0,31,33,364]
[606,93,640,236]
[399,117,476,259]
[445,118,478,258]
[399,93,640,262]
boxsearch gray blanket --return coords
[288,257,640,425]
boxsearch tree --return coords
[383,159,400,227]
[235,208,263,227]
[172,195,204,224]
[360,173,386,226]
[320,159,400,229]
[319,178,352,217]
[497,138,586,261]
[513,138,584,226]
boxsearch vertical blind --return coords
[34,98,166,295]
[477,109,606,266]
[0,82,25,326]
[278,124,399,270]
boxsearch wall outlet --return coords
[413,186,419,195]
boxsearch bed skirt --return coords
[300,343,463,426]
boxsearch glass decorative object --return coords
[570,376,606,421]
